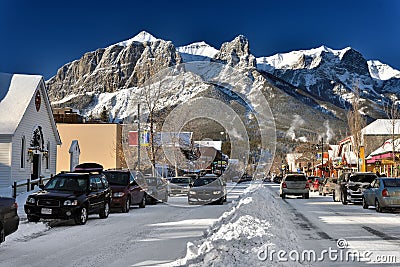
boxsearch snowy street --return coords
[2,181,400,266]
[264,182,400,266]
[0,183,248,267]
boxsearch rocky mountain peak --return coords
[46,33,180,102]
[214,35,256,69]
[339,48,370,76]
[113,31,159,47]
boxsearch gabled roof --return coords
[362,119,400,135]
[0,73,61,144]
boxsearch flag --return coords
[129,131,150,146]
[128,131,138,146]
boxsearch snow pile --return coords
[170,183,303,267]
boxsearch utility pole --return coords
[137,103,140,172]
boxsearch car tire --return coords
[139,197,146,208]
[333,192,336,202]
[305,193,309,199]
[99,202,110,219]
[322,192,326,196]
[218,197,224,205]
[341,192,347,205]
[318,191,322,195]
[75,207,88,225]
[281,193,286,199]
[362,197,369,209]
[27,215,40,223]
[122,197,130,213]
[375,199,383,213]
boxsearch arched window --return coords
[46,141,50,170]
[21,136,25,168]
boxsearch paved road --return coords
[0,182,248,267]
[264,182,400,266]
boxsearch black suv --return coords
[333,172,378,205]
[24,172,111,225]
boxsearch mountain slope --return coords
[45,31,400,146]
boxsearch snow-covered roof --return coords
[194,141,222,151]
[0,73,42,135]
[0,73,61,144]
[362,119,400,135]
[369,139,400,157]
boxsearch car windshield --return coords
[44,176,87,191]
[104,172,129,185]
[170,178,190,184]
[193,178,217,187]
[145,178,157,186]
[383,179,400,187]
[349,174,376,183]
[285,175,306,181]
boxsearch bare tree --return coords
[346,83,365,171]
[384,101,400,176]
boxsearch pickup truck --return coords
[0,197,19,243]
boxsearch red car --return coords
[103,169,147,212]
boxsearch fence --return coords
[12,175,52,198]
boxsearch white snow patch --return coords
[169,183,303,266]
[368,60,400,80]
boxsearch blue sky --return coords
[1,0,399,79]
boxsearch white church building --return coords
[0,73,61,189]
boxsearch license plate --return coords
[41,208,52,214]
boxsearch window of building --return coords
[21,136,25,168]
[46,141,50,170]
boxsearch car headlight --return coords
[189,191,197,195]
[213,191,221,195]
[64,199,78,206]
[26,197,36,204]
[113,192,125,197]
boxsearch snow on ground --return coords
[1,186,51,244]
[169,182,305,267]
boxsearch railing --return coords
[12,175,52,198]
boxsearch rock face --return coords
[45,31,400,137]
[214,35,256,69]
[46,34,181,102]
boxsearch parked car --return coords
[0,197,19,244]
[280,173,309,199]
[24,172,111,225]
[145,177,169,204]
[334,172,377,205]
[319,177,337,196]
[188,174,227,205]
[362,178,400,212]
[169,177,193,196]
[273,175,282,183]
[238,174,253,183]
[103,169,147,212]
[309,176,324,192]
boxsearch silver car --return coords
[362,178,400,212]
[280,173,309,199]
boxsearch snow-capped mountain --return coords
[112,30,159,47]
[46,31,400,144]
[256,45,400,119]
[177,41,219,59]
